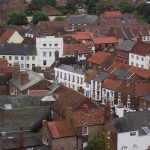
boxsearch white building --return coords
[129,41,150,70]
[36,36,63,68]
[54,64,86,91]
[113,110,150,150]
[0,44,37,70]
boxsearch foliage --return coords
[28,0,56,11]
[87,132,112,150]
[116,1,135,13]
[136,3,150,17]
[32,11,49,24]
[65,0,77,14]
[87,1,96,15]
[7,11,28,25]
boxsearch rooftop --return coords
[93,36,118,44]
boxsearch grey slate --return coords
[113,110,150,135]
[93,71,110,82]
[0,44,37,56]
[116,40,136,52]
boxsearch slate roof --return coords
[0,44,37,56]
[112,69,133,80]
[93,71,110,82]
[113,110,150,135]
[68,15,98,25]
[9,71,44,91]
[56,64,87,75]
[140,94,150,102]
[116,40,136,52]
[0,95,51,132]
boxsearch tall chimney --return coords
[12,63,20,79]
[20,71,29,85]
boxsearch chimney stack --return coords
[20,71,29,85]
[12,63,20,79]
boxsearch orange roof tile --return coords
[88,51,111,65]
[70,108,104,127]
[69,32,93,40]
[0,29,15,44]
[93,36,118,44]
[28,90,49,95]
[104,11,123,18]
[48,121,75,138]
[85,70,99,83]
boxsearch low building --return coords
[54,64,86,91]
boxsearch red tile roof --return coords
[42,5,62,15]
[131,41,150,56]
[0,29,15,44]
[63,43,91,55]
[103,78,122,91]
[70,108,104,127]
[52,85,98,116]
[87,51,111,65]
[85,70,99,83]
[103,11,123,18]
[93,36,118,44]
[65,32,93,41]
[48,121,75,138]
[28,90,49,95]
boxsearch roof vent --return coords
[4,104,12,110]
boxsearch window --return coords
[32,56,35,60]
[54,43,58,46]
[130,132,136,136]
[72,75,75,82]
[77,77,79,83]
[49,44,52,46]
[43,60,46,65]
[82,126,88,135]
[107,92,109,98]
[43,52,46,57]
[81,78,83,84]
[9,56,12,60]
[103,89,106,94]
[131,55,134,58]
[49,52,51,56]
[26,56,29,60]
[141,57,144,61]
[26,64,29,68]
[32,64,35,68]
[68,74,70,81]
[136,56,139,60]
[131,62,134,66]
[21,56,24,60]
[141,65,144,68]
[111,91,113,97]
[43,43,46,46]
[15,56,18,60]
[136,63,139,67]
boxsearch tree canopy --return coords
[32,11,49,24]
[7,11,28,25]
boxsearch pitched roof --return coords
[28,90,50,95]
[0,44,37,55]
[85,69,99,83]
[93,36,118,44]
[70,108,104,127]
[131,41,150,56]
[63,43,91,55]
[116,40,136,52]
[9,71,44,91]
[65,32,93,40]
[48,121,75,138]
[87,51,111,65]
[113,110,150,134]
[93,71,110,82]
[0,29,15,43]
[103,11,123,18]
[42,5,62,15]
[52,85,98,116]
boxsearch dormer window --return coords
[82,126,88,136]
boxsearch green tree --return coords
[87,1,96,15]
[87,132,112,150]
[28,0,56,11]
[66,0,77,14]
[136,3,150,17]
[116,1,135,13]
[7,11,28,25]
[32,11,49,24]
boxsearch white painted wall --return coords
[54,67,85,91]
[36,36,63,68]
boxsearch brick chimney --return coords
[20,71,29,85]
[12,63,20,79]
[104,101,111,122]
